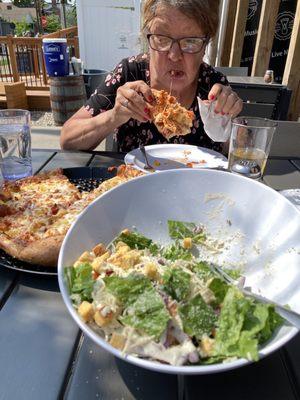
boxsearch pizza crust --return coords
[150,89,195,140]
[0,233,64,267]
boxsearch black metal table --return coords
[0,149,299,400]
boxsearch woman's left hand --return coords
[208,84,243,118]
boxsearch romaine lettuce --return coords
[179,295,217,339]
[208,277,229,305]
[213,287,251,357]
[113,231,159,254]
[65,263,94,303]
[104,273,152,306]
[168,220,206,244]
[192,261,214,280]
[121,288,170,339]
[162,267,191,302]
[213,288,282,361]
[161,243,192,261]
[258,305,283,344]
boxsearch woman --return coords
[60,0,243,153]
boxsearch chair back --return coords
[269,121,300,157]
[0,83,5,96]
[215,66,248,76]
[4,82,28,109]
[230,83,292,120]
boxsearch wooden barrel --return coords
[49,76,87,126]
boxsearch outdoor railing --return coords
[0,27,79,89]
[42,26,78,39]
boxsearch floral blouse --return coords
[85,53,228,153]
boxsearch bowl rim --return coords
[58,168,299,374]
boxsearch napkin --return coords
[197,97,231,142]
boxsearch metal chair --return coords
[269,121,300,158]
[230,83,292,120]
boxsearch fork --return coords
[209,263,300,329]
[139,144,154,170]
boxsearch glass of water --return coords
[0,109,32,181]
[228,117,277,180]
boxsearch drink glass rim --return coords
[232,116,278,129]
[0,109,30,117]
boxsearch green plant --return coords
[44,14,61,33]
[66,6,77,27]
[13,0,34,7]
[0,58,8,67]
[13,18,32,36]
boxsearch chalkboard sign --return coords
[240,0,263,73]
[240,0,296,83]
[269,0,297,82]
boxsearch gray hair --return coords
[142,0,220,39]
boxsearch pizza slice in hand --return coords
[149,89,195,140]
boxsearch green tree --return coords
[66,6,77,27]
[44,13,61,33]
[13,0,34,7]
[13,18,32,36]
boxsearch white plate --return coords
[125,144,228,173]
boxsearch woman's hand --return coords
[112,80,154,125]
[208,84,243,118]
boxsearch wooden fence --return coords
[0,26,79,89]
[214,0,300,120]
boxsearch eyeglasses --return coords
[147,34,208,54]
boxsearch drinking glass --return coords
[228,117,277,180]
[0,109,32,180]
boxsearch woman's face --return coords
[148,6,206,95]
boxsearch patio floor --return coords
[31,126,106,151]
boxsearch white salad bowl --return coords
[58,169,300,375]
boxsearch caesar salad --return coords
[64,220,282,366]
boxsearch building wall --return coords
[0,4,36,23]
[76,0,141,72]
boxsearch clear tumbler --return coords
[0,109,32,180]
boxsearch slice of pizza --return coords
[150,89,195,140]
[0,165,143,267]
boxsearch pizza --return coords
[0,165,142,267]
[150,89,195,140]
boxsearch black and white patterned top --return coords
[85,53,228,153]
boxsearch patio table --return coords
[0,148,299,400]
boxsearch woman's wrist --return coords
[108,107,129,129]
[86,109,119,140]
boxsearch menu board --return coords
[268,0,297,82]
[240,0,296,83]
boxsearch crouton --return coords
[94,307,114,327]
[74,251,95,267]
[199,335,214,358]
[107,248,141,269]
[93,243,107,257]
[91,251,111,273]
[78,301,94,322]
[109,332,126,350]
[183,237,192,249]
[145,262,158,279]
